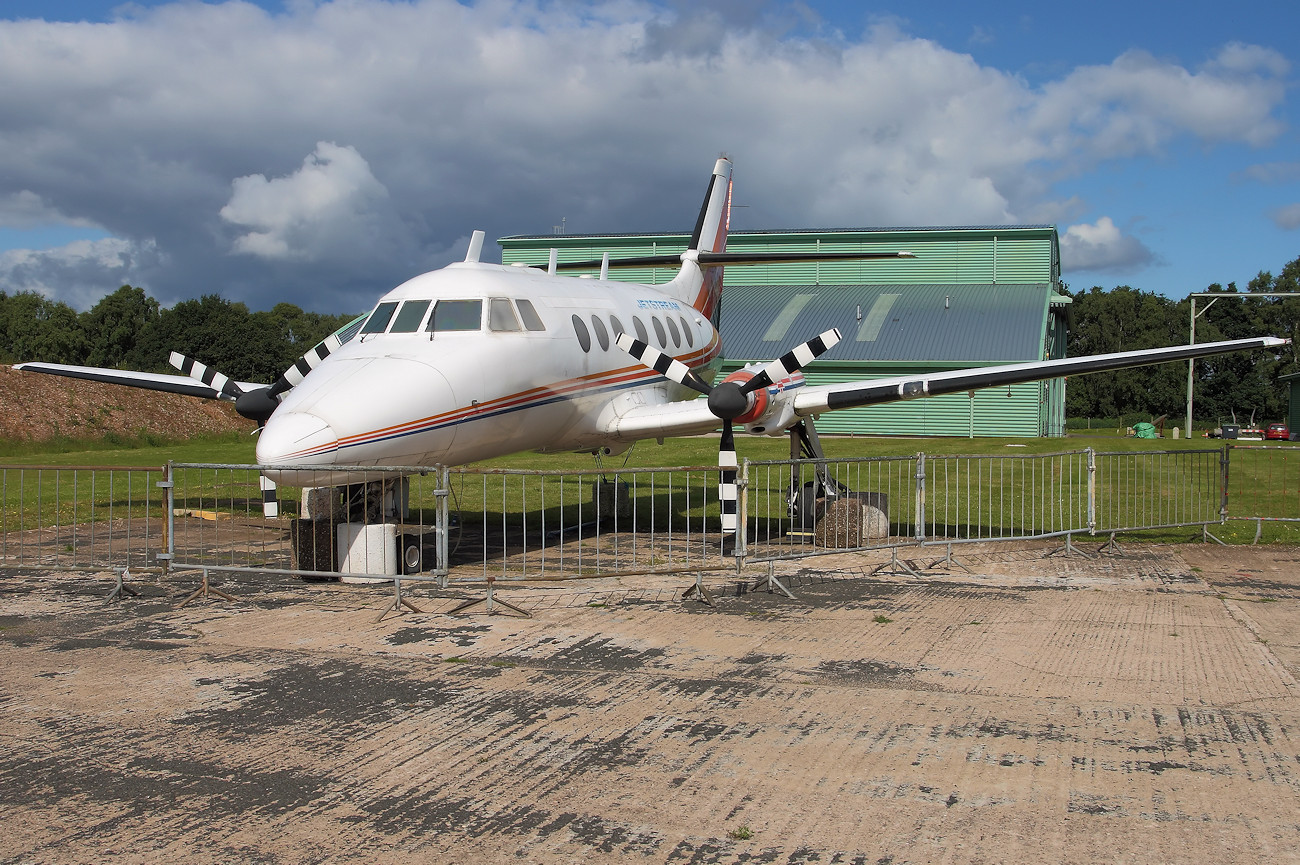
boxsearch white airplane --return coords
[15,157,1286,534]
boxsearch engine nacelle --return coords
[721,366,805,435]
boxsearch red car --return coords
[1266,423,1290,441]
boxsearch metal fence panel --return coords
[1092,448,1224,534]
[0,465,164,571]
[744,454,919,561]
[445,465,733,580]
[921,450,1091,543]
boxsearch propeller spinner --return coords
[616,327,842,537]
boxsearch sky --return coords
[0,0,1296,315]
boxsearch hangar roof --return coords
[720,283,1053,363]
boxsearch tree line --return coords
[2,254,1298,425]
[0,286,358,385]
[1065,254,1300,426]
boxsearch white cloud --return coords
[0,237,162,310]
[1270,204,1300,231]
[220,142,397,262]
[0,1,1288,310]
[1060,216,1155,273]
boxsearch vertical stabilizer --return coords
[663,158,732,326]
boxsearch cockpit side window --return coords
[361,301,399,334]
[489,297,522,332]
[427,299,482,332]
[390,299,431,333]
[516,299,546,331]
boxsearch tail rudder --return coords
[668,157,731,325]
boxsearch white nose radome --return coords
[256,410,338,468]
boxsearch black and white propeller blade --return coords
[617,327,842,538]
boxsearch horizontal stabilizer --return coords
[556,249,914,271]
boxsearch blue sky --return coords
[1,0,1296,312]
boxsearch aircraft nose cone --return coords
[256,410,338,467]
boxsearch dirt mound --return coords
[0,365,254,442]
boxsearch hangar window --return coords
[390,300,431,333]
[516,299,546,331]
[679,316,694,348]
[665,316,681,348]
[571,314,591,352]
[428,299,482,332]
[591,315,610,351]
[651,316,668,348]
[633,316,649,344]
[361,301,398,334]
[489,298,522,331]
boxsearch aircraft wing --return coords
[11,362,265,401]
[794,336,1288,415]
[607,336,1286,441]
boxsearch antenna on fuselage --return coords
[548,248,558,275]
[465,230,485,263]
[600,252,610,281]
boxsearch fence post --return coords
[1220,445,1231,521]
[435,465,450,590]
[1086,448,1096,534]
[156,461,174,574]
[736,459,750,564]
[915,452,927,543]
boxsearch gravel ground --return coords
[2,540,1299,864]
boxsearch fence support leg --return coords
[1046,532,1094,559]
[751,561,796,599]
[927,543,973,573]
[376,577,425,623]
[1202,524,1228,546]
[104,567,140,603]
[448,577,531,618]
[1096,533,1122,556]
[868,545,923,578]
[177,568,237,608]
[682,572,715,605]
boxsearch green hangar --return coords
[499,226,1069,437]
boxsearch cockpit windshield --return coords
[428,299,482,332]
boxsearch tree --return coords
[80,285,160,369]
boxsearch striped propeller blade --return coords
[169,352,245,400]
[614,333,712,396]
[260,474,279,519]
[718,419,739,536]
[268,332,344,397]
[740,327,842,395]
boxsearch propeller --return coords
[169,334,339,519]
[616,327,842,537]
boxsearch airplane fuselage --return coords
[255,260,724,482]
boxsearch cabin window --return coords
[651,316,667,348]
[679,316,694,348]
[633,316,649,344]
[572,314,591,352]
[609,316,625,339]
[516,299,546,331]
[427,299,482,332]
[489,297,522,332]
[390,299,431,333]
[591,315,610,351]
[361,301,398,334]
[665,316,681,348]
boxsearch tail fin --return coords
[664,157,732,325]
